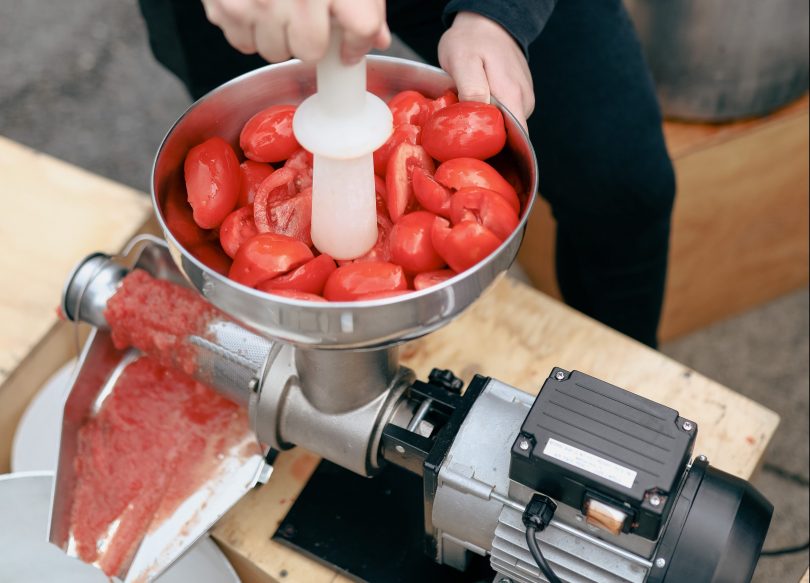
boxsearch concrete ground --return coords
[2,1,807,581]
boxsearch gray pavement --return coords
[1,1,807,581]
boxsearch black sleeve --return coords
[442,0,558,58]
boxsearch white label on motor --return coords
[543,438,637,489]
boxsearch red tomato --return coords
[323,262,408,301]
[253,167,296,231]
[163,190,209,248]
[374,175,389,219]
[190,242,233,276]
[238,160,275,207]
[184,137,241,229]
[265,289,327,302]
[283,148,314,192]
[418,90,459,124]
[257,254,337,295]
[373,123,421,176]
[450,187,519,241]
[412,167,452,218]
[388,90,429,126]
[431,217,502,273]
[219,205,260,258]
[422,102,507,162]
[356,290,412,300]
[413,269,456,290]
[239,105,299,163]
[389,211,446,274]
[228,233,313,287]
[386,143,435,222]
[348,213,393,264]
[434,158,520,214]
[265,188,313,246]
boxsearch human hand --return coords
[438,12,534,129]
[201,0,391,64]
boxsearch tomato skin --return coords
[412,167,452,218]
[373,123,421,177]
[323,262,408,301]
[257,254,336,295]
[386,143,435,222]
[413,269,456,290]
[239,105,300,163]
[450,187,520,241]
[228,233,313,287]
[388,90,429,126]
[238,160,275,207]
[265,289,327,302]
[422,102,507,162]
[219,205,260,258]
[418,90,459,124]
[184,137,241,229]
[434,158,520,214]
[190,242,233,276]
[431,217,502,273]
[164,190,209,248]
[356,290,412,300]
[389,211,446,274]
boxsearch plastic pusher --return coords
[293,27,393,260]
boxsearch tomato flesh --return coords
[422,102,507,162]
[450,187,520,241]
[219,205,260,258]
[434,157,520,214]
[257,253,336,295]
[388,90,429,126]
[373,123,421,177]
[386,143,435,222]
[238,160,275,207]
[239,105,299,163]
[412,167,452,218]
[431,217,502,273]
[184,137,241,229]
[228,233,314,287]
[323,262,408,301]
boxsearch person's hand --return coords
[438,12,534,129]
[201,0,391,64]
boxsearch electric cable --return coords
[760,540,810,557]
[522,493,563,583]
[525,525,563,583]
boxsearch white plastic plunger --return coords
[293,28,393,260]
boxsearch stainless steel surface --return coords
[62,253,126,328]
[151,56,538,349]
[296,347,398,413]
[626,0,809,121]
[431,379,535,570]
[252,343,415,475]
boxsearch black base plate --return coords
[274,460,495,583]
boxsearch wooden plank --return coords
[0,136,152,383]
[518,97,809,341]
[800,568,809,583]
[212,276,779,582]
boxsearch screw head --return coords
[682,420,694,431]
[395,445,406,454]
[698,455,707,462]
[499,578,513,583]
[518,439,531,451]
[248,377,260,393]
[655,557,666,568]
[554,371,566,381]
[649,494,662,507]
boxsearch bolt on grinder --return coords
[53,55,772,583]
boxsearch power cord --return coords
[760,540,810,557]
[522,493,563,583]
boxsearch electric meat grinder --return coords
[53,57,773,583]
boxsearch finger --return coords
[254,14,291,63]
[332,0,386,64]
[223,22,258,54]
[287,0,330,62]
[373,21,392,51]
[446,54,490,104]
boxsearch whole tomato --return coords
[450,187,519,241]
[413,269,456,290]
[431,217,502,273]
[388,90,429,126]
[422,102,506,162]
[386,143,435,222]
[257,254,337,295]
[434,158,520,214]
[412,167,452,218]
[238,160,275,207]
[163,189,209,248]
[184,136,241,229]
[389,211,446,274]
[228,233,313,287]
[219,205,260,258]
[373,123,421,177]
[323,262,408,301]
[239,105,300,163]
[190,242,233,276]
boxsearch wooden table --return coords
[0,136,786,582]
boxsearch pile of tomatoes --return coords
[166,89,524,302]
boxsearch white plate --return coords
[9,360,241,583]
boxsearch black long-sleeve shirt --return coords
[443,0,558,57]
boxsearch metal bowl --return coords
[151,56,538,349]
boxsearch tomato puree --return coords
[104,269,220,376]
[70,356,249,576]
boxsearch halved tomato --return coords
[219,205,260,258]
[389,211,446,274]
[373,123,421,176]
[257,254,336,295]
[450,187,519,241]
[190,241,233,276]
[163,189,209,248]
[434,158,520,214]
[422,102,506,162]
[431,217,502,273]
[323,262,408,301]
[265,289,327,302]
[412,167,452,218]
[240,105,299,163]
[237,160,275,207]
[348,212,393,264]
[413,269,456,290]
[386,143,435,222]
[228,233,313,287]
[184,136,241,229]
[283,148,314,192]
[418,90,459,125]
[388,90,429,126]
